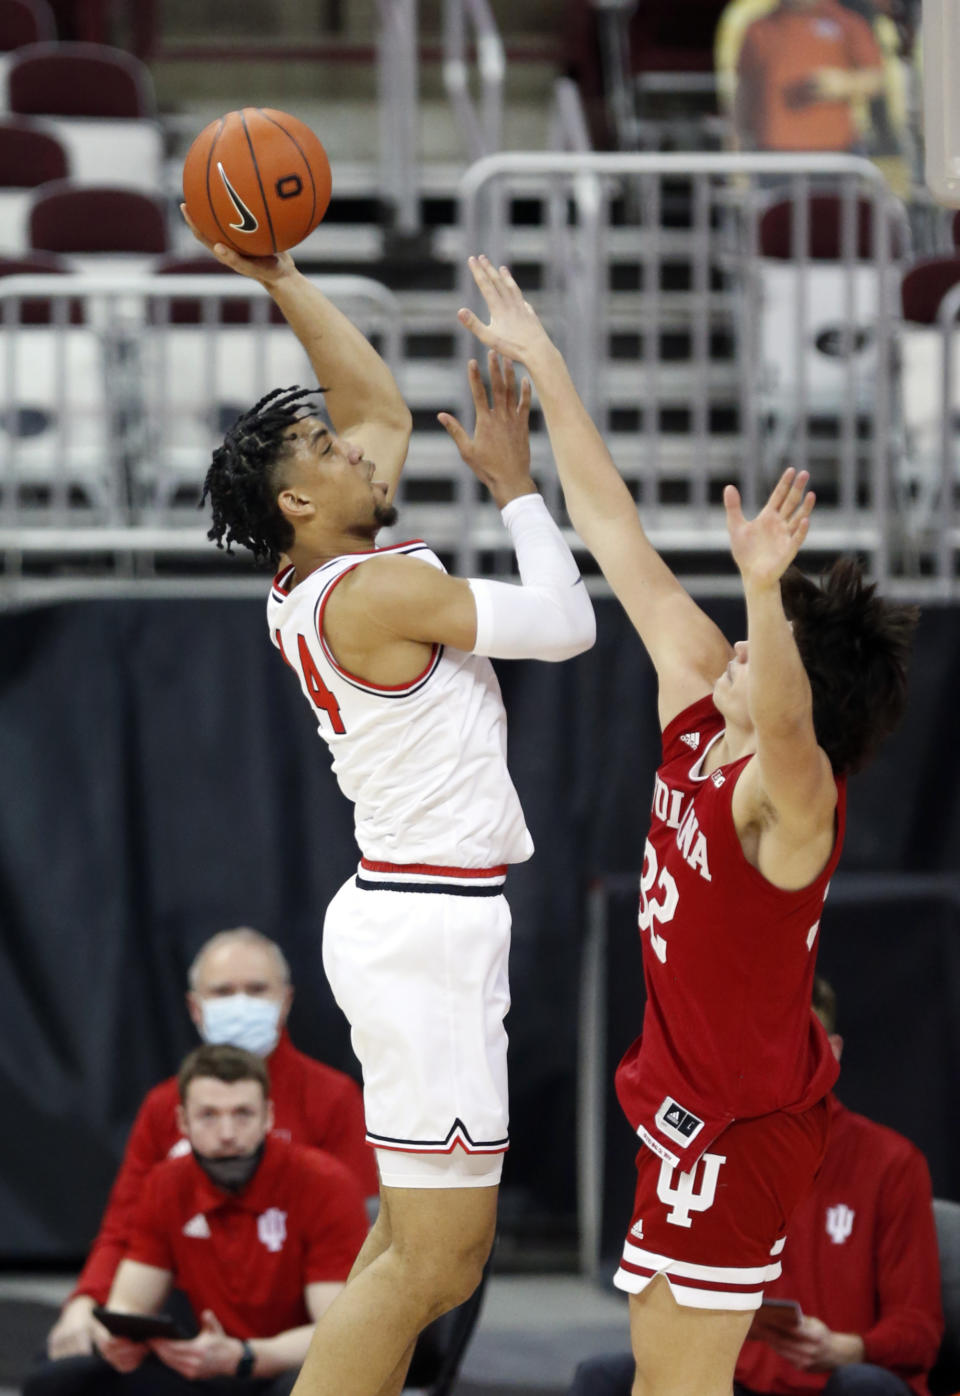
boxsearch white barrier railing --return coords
[443,0,505,162]
[0,274,402,595]
[458,151,907,587]
[377,0,421,233]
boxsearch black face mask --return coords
[192,1140,265,1193]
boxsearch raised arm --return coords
[725,471,838,886]
[181,206,412,501]
[458,256,731,727]
[324,351,594,676]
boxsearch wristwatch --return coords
[235,1340,256,1379]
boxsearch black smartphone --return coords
[93,1306,190,1341]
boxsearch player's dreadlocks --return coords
[781,559,919,776]
[201,385,326,566]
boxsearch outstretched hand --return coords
[457,255,556,366]
[438,350,536,509]
[179,203,296,287]
[725,468,815,590]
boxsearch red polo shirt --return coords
[72,1031,377,1304]
[736,1098,943,1396]
[125,1135,368,1340]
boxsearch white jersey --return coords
[266,539,534,869]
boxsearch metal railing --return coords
[377,0,421,234]
[443,0,505,163]
[6,155,960,600]
[935,281,960,587]
[0,273,402,601]
[458,151,912,588]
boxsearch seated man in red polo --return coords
[25,1042,369,1395]
[47,927,377,1359]
[568,977,943,1396]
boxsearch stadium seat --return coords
[138,256,313,512]
[0,251,115,512]
[0,115,67,250]
[0,0,55,49]
[750,192,907,476]
[7,39,155,115]
[6,40,161,189]
[0,0,54,109]
[29,182,168,266]
[758,194,908,262]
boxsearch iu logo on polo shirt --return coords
[826,1203,855,1244]
[258,1208,288,1253]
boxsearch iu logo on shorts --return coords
[657,1152,727,1228]
[825,1203,855,1244]
[257,1207,288,1253]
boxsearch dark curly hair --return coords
[201,385,325,566]
[781,559,918,776]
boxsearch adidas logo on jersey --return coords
[680,732,700,750]
[630,1220,644,1240]
[182,1213,211,1239]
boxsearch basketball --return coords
[182,107,332,257]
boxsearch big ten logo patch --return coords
[657,1152,727,1228]
[825,1204,855,1244]
[258,1207,288,1253]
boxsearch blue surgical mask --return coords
[199,994,282,1057]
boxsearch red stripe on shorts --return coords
[359,859,508,878]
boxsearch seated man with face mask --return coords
[23,1043,369,1396]
[47,927,377,1361]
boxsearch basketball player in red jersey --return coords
[459,256,917,1396]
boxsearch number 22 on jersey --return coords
[638,839,679,963]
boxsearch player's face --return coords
[713,640,751,723]
[180,1077,271,1158]
[283,415,394,535]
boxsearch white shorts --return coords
[321,863,512,1188]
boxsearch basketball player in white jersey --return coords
[181,208,595,1396]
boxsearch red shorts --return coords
[613,1099,829,1311]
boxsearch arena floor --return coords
[0,1271,630,1396]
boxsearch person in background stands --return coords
[46,927,376,1360]
[734,0,885,155]
[24,1044,368,1395]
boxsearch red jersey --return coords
[615,696,844,1171]
[72,1031,376,1304]
[737,1097,943,1396]
[125,1135,368,1341]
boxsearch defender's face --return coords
[283,415,390,533]
[179,1077,271,1158]
[713,640,751,722]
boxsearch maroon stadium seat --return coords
[0,116,67,185]
[0,248,81,322]
[759,194,907,262]
[0,0,55,51]
[152,254,285,326]
[8,39,155,117]
[29,182,168,254]
[901,256,960,327]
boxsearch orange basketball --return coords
[182,107,332,257]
